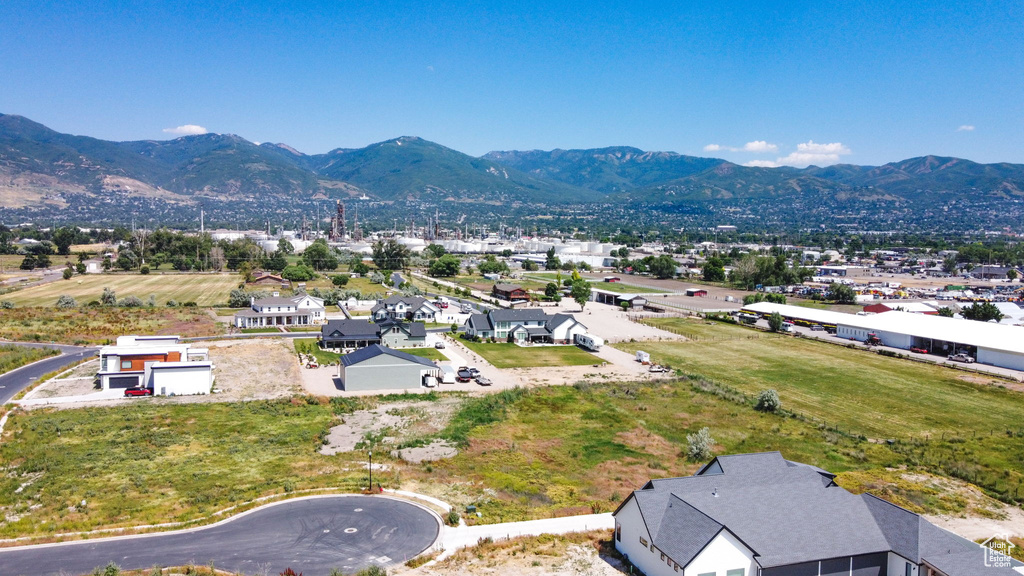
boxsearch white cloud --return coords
[163,124,208,136]
[795,140,851,155]
[957,125,975,132]
[742,140,778,153]
[426,65,435,72]
[770,141,851,167]
[744,160,779,168]
[703,144,723,152]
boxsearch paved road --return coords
[0,495,440,576]
[0,343,98,404]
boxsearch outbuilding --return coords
[337,345,440,392]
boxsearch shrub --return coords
[355,567,387,576]
[62,267,73,280]
[100,287,117,306]
[0,300,13,309]
[768,311,784,332]
[685,427,714,461]
[140,265,150,275]
[166,299,178,307]
[446,510,461,526]
[55,294,78,309]
[118,296,144,308]
[755,389,781,413]
[331,274,351,287]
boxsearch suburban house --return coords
[492,283,530,302]
[614,452,1022,576]
[319,319,427,350]
[233,292,326,328]
[464,309,587,344]
[371,295,440,323]
[337,344,440,392]
[97,335,213,396]
[247,271,289,288]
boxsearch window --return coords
[905,563,912,576]
[121,360,132,369]
[727,570,745,576]
[697,573,715,576]
[639,537,648,546]
[615,525,621,542]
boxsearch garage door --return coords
[108,375,141,389]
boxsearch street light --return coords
[368,450,373,492]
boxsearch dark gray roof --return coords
[652,495,724,567]
[377,319,427,338]
[489,308,550,323]
[371,295,433,313]
[340,344,437,368]
[254,296,299,307]
[466,313,493,331]
[321,319,380,339]
[547,313,584,331]
[510,324,550,336]
[919,522,1021,575]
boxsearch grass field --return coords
[241,327,281,334]
[1,273,241,307]
[294,338,342,365]
[0,400,369,539]
[459,339,598,368]
[618,317,1024,438]
[584,281,668,294]
[0,345,59,375]
[399,347,446,361]
[0,307,221,344]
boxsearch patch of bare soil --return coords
[913,472,1024,539]
[394,440,459,463]
[956,372,1024,393]
[207,339,303,401]
[32,377,99,399]
[403,532,626,576]
[321,398,462,456]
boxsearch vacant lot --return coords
[208,339,304,401]
[618,317,1024,438]
[0,307,221,345]
[0,345,59,375]
[1,273,240,307]
[460,340,598,368]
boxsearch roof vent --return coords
[712,488,719,498]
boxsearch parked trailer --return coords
[636,350,651,365]
[439,365,457,384]
[575,333,604,351]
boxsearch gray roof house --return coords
[337,344,440,392]
[464,309,587,344]
[320,319,427,350]
[613,452,1021,576]
[371,295,440,322]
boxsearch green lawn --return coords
[459,339,598,368]
[241,327,282,334]
[0,345,59,375]
[0,400,371,539]
[2,273,241,307]
[618,317,1024,438]
[585,281,668,294]
[397,347,446,361]
[294,338,342,364]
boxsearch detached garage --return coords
[338,345,440,392]
[150,361,214,396]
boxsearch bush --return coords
[140,265,150,275]
[355,566,387,576]
[446,510,461,526]
[281,264,316,282]
[685,427,714,461]
[62,267,74,280]
[166,299,178,307]
[0,300,13,309]
[755,389,781,413]
[768,311,784,332]
[55,294,78,309]
[331,274,351,287]
[100,287,117,306]
[118,296,144,308]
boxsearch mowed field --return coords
[615,317,1024,438]
[1,273,240,307]
[460,339,599,368]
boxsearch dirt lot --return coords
[321,398,462,460]
[207,339,303,400]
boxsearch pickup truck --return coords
[947,353,975,363]
[456,369,474,382]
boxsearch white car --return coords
[947,353,975,363]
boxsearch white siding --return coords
[887,552,918,576]
[684,531,756,576]
[978,347,1024,371]
[150,365,212,396]
[614,498,674,576]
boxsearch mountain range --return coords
[3,113,1024,227]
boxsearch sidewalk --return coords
[437,513,614,560]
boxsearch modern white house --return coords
[233,292,326,328]
[371,295,440,323]
[614,452,1022,576]
[464,309,588,344]
[97,335,213,396]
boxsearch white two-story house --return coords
[234,292,325,328]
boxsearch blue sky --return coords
[1,1,1021,166]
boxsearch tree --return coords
[75,261,86,274]
[477,255,510,275]
[755,389,781,413]
[140,265,150,275]
[331,274,351,287]
[424,244,447,259]
[352,261,370,275]
[768,311,784,332]
[371,239,410,270]
[702,257,726,282]
[961,302,1004,323]
[428,254,461,277]
[648,254,678,279]
[570,279,592,311]
[521,259,539,271]
[62,267,74,280]
[19,255,36,270]
[116,248,138,271]
[1008,269,1019,281]
[544,282,560,298]
[277,238,295,255]
[545,247,560,270]
[281,264,316,281]
[55,294,77,309]
[685,427,714,461]
[101,287,117,306]
[51,226,77,256]
[937,307,955,317]
[265,251,288,272]
[826,283,856,304]
[942,256,959,275]
[302,239,339,271]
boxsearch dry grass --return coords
[1,273,241,307]
[0,307,220,345]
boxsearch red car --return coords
[124,388,153,397]
[909,347,929,354]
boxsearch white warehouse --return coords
[742,301,1024,371]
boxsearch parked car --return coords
[947,353,975,363]
[468,367,480,378]
[475,376,493,386]
[456,369,474,382]
[810,324,824,331]
[434,341,446,349]
[909,347,929,354]
[649,364,667,373]
[124,387,153,397]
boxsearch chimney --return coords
[250,296,255,305]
